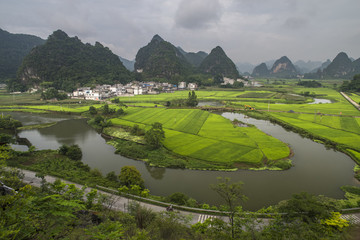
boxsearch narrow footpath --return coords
[340,92,360,110]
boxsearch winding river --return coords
[5,111,360,210]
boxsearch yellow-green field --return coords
[110,108,290,167]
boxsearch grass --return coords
[110,108,290,169]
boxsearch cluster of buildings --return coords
[71,81,198,100]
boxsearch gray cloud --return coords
[175,0,223,29]
[283,17,308,29]
[0,0,360,65]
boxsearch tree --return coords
[41,87,68,100]
[119,166,144,188]
[262,192,343,239]
[58,144,82,161]
[89,106,97,115]
[0,115,22,129]
[210,177,247,238]
[278,192,338,224]
[0,133,13,145]
[144,122,165,149]
[186,91,198,107]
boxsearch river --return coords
[5,111,360,210]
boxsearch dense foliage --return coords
[0,28,45,81]
[119,165,145,188]
[297,80,322,88]
[58,144,82,161]
[15,30,132,92]
[0,114,22,129]
[41,87,68,100]
[199,46,240,80]
[186,90,198,106]
[145,122,165,149]
[341,74,360,92]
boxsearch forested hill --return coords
[0,28,45,81]
[199,46,240,79]
[134,34,193,80]
[304,52,360,79]
[15,30,132,92]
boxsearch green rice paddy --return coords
[111,108,290,168]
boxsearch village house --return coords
[178,81,187,89]
[188,83,198,91]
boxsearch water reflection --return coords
[145,165,166,180]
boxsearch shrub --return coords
[166,192,189,206]
[58,144,82,161]
[89,106,97,115]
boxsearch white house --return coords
[188,83,198,91]
[178,81,187,89]
[133,86,143,95]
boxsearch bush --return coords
[58,144,82,161]
[166,192,189,206]
[0,115,22,129]
[119,166,144,188]
[89,106,97,115]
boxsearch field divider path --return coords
[340,92,360,111]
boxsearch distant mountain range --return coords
[1,27,360,91]
[0,28,45,81]
[304,52,360,79]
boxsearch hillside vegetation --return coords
[14,30,132,92]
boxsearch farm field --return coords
[117,89,310,103]
[110,108,290,168]
[229,88,360,116]
[269,112,360,152]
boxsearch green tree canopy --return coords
[119,166,144,188]
[144,122,165,149]
[186,91,198,107]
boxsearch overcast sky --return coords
[1,0,359,65]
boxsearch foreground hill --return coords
[0,28,45,81]
[199,46,240,79]
[134,35,192,80]
[15,30,131,92]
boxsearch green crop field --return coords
[110,108,290,167]
[230,88,360,116]
[269,112,360,151]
